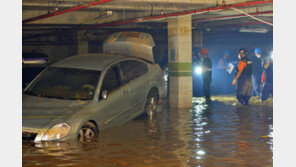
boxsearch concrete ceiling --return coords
[22,0,273,43]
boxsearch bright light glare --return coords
[197,150,206,155]
[270,51,273,59]
[164,74,168,82]
[195,67,202,74]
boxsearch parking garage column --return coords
[78,30,89,54]
[167,15,192,108]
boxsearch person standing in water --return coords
[261,51,273,101]
[232,49,253,105]
[200,48,212,103]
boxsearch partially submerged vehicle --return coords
[22,32,165,142]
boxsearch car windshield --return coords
[24,67,101,100]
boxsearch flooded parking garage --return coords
[18,0,276,166]
[22,96,272,167]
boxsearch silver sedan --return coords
[22,53,165,142]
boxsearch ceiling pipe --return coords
[23,0,273,40]
[192,11,273,23]
[22,2,190,12]
[86,0,273,29]
[23,0,115,24]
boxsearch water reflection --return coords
[23,96,273,167]
[188,97,272,166]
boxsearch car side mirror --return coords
[102,90,108,100]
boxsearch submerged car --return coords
[22,32,165,142]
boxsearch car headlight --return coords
[42,123,71,141]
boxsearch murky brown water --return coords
[23,96,273,167]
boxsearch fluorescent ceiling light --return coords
[239,28,268,33]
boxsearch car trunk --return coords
[103,31,155,64]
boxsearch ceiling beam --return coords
[23,0,273,41]
[193,11,273,22]
[23,0,273,25]
[85,0,273,29]
[23,0,115,24]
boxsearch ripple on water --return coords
[23,96,273,167]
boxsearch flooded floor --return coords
[23,96,273,167]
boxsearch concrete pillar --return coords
[77,30,89,54]
[167,15,192,108]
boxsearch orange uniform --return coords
[237,60,247,71]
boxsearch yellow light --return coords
[42,123,71,141]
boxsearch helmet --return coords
[199,48,208,55]
[239,48,248,55]
[254,47,261,54]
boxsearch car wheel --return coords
[78,122,98,142]
[144,91,158,118]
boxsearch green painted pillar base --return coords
[168,62,193,108]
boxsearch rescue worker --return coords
[200,48,212,102]
[251,47,263,96]
[217,50,235,94]
[232,49,253,105]
[217,50,230,70]
[261,52,273,101]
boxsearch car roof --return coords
[51,53,127,71]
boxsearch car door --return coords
[119,60,149,116]
[96,64,131,129]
